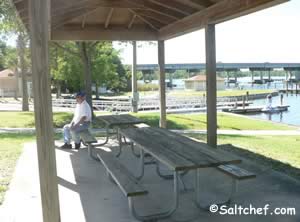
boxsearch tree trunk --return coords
[79,42,93,113]
[17,34,29,111]
[95,82,99,99]
[56,82,61,99]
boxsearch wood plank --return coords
[158,40,166,128]
[217,164,256,180]
[120,128,241,171]
[29,0,60,221]
[120,128,195,171]
[132,9,177,24]
[127,14,137,29]
[128,0,185,20]
[149,0,198,16]
[158,0,289,40]
[145,128,240,166]
[105,8,114,28]
[97,114,145,126]
[205,24,217,147]
[97,151,148,197]
[51,25,158,41]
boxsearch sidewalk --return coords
[0,141,299,222]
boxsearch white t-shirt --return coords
[72,100,92,125]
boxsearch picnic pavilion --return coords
[10,0,294,221]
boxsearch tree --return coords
[0,40,7,70]
[0,0,29,111]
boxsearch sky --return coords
[113,0,300,65]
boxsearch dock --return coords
[222,105,290,114]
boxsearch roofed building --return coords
[184,74,225,91]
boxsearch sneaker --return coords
[75,142,81,150]
[60,143,72,149]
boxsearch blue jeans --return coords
[63,122,90,144]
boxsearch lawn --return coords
[132,112,296,130]
[0,133,35,205]
[122,89,274,98]
[0,111,107,128]
[189,134,300,179]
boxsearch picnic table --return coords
[118,127,243,220]
[96,114,145,146]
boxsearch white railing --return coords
[52,96,243,113]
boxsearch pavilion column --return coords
[205,24,217,147]
[29,0,60,222]
[158,40,166,128]
[132,41,138,113]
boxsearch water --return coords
[138,76,288,90]
[246,93,300,127]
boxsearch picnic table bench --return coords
[119,127,256,211]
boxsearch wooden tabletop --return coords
[120,127,241,171]
[97,114,145,127]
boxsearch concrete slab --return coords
[0,140,299,222]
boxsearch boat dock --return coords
[222,105,290,114]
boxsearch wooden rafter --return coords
[129,9,159,30]
[126,0,185,20]
[81,15,87,28]
[189,0,214,8]
[159,0,289,40]
[128,14,137,29]
[148,0,197,16]
[105,8,114,28]
[133,9,176,24]
[52,25,158,40]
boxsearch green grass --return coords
[189,134,300,179]
[0,111,108,128]
[132,112,296,130]
[122,89,274,98]
[0,133,35,205]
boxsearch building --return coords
[184,75,225,91]
[0,69,33,97]
[0,69,18,97]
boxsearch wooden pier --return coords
[222,105,290,114]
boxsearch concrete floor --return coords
[0,139,299,222]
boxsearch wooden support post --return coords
[158,40,166,128]
[132,41,138,113]
[205,24,217,148]
[29,0,60,222]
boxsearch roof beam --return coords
[128,14,137,29]
[133,9,177,24]
[189,0,214,8]
[159,0,289,40]
[126,0,185,20]
[130,9,160,30]
[51,25,158,41]
[148,0,198,16]
[105,8,114,28]
[51,0,144,28]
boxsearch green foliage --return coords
[137,83,159,91]
[50,41,127,93]
[0,40,7,70]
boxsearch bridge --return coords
[136,63,300,73]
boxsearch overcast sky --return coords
[114,0,300,65]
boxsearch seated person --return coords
[60,92,92,149]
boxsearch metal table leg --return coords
[128,171,179,221]
[195,169,238,209]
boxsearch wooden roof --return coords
[13,0,288,41]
